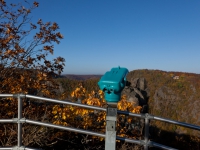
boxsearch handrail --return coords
[153,115,200,130]
[0,94,199,150]
[25,119,105,138]
[26,94,106,111]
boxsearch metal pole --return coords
[153,116,200,131]
[0,147,13,150]
[0,119,14,123]
[17,94,22,147]
[105,103,117,150]
[116,136,142,145]
[26,94,106,111]
[25,119,105,138]
[144,113,149,150]
[0,94,13,97]
[117,110,143,118]
[150,141,178,150]
[25,147,43,150]
[0,146,41,150]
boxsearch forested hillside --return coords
[126,69,200,149]
[127,69,200,127]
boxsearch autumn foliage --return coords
[52,84,142,140]
[0,0,65,147]
[0,0,65,96]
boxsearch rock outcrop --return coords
[123,78,149,113]
[120,78,150,137]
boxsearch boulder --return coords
[123,78,148,106]
[130,78,147,90]
[131,78,139,88]
[137,78,147,90]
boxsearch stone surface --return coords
[130,78,139,88]
[123,78,148,110]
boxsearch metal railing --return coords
[0,94,200,150]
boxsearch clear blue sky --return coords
[10,0,200,74]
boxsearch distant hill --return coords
[124,69,200,149]
[126,70,200,131]
[61,74,102,80]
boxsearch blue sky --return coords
[9,0,200,74]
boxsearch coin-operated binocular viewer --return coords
[98,67,129,150]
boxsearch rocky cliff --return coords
[123,69,200,138]
[122,78,149,113]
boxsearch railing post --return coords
[144,113,149,150]
[16,94,23,147]
[105,103,117,150]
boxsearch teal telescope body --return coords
[98,67,129,102]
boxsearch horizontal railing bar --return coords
[25,119,105,138]
[116,136,142,145]
[117,110,200,131]
[150,141,178,150]
[116,136,178,150]
[0,94,13,97]
[153,116,200,131]
[0,147,12,150]
[0,119,14,123]
[26,95,106,112]
[0,147,41,150]
[25,147,42,150]
[117,110,143,118]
